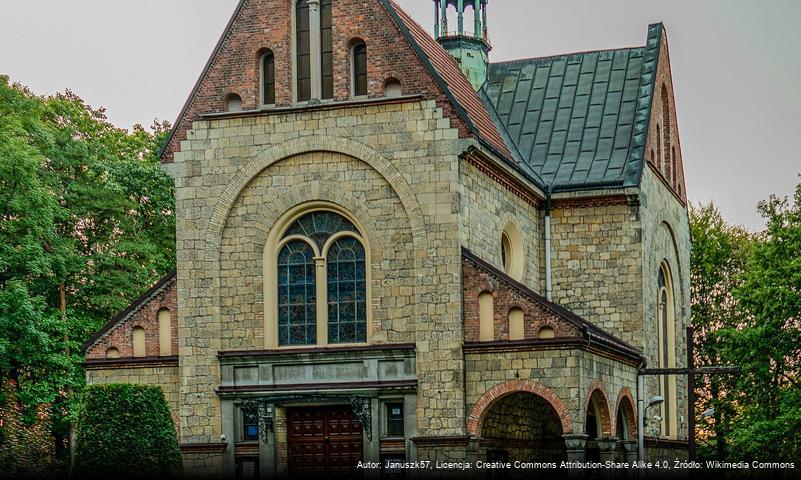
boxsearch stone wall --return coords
[640,166,691,441]
[85,277,178,360]
[464,348,638,439]
[548,197,644,349]
[168,97,468,446]
[459,161,540,290]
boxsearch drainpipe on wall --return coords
[637,361,647,463]
[544,187,554,302]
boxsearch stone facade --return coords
[83,0,694,476]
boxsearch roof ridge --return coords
[489,45,646,67]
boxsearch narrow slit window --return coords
[353,42,367,97]
[296,0,311,102]
[320,0,333,99]
[262,51,275,105]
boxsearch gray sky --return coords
[1,0,799,231]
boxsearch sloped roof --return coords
[481,24,663,191]
[82,270,177,353]
[463,248,643,362]
[382,0,512,160]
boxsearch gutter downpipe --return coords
[637,358,647,464]
[545,186,553,302]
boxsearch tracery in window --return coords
[277,210,367,346]
[327,237,367,343]
[278,240,317,345]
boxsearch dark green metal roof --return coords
[480,24,663,191]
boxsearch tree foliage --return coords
[0,75,174,468]
[691,183,801,462]
[71,384,182,479]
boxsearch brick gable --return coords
[161,0,480,163]
[84,272,178,359]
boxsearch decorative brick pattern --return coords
[462,255,580,342]
[85,278,178,360]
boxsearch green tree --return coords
[71,384,182,479]
[725,182,801,461]
[0,75,175,468]
[689,203,751,460]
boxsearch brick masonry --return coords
[462,255,580,342]
[85,278,178,360]
[161,0,473,163]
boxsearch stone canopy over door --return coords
[286,405,364,478]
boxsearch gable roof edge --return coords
[82,270,178,353]
[158,0,248,160]
[626,23,664,188]
[462,248,643,362]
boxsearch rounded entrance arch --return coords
[615,388,637,441]
[479,391,567,462]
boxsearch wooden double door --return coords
[286,405,364,477]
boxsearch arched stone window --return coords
[500,222,524,281]
[507,308,524,341]
[351,40,368,97]
[478,292,494,341]
[158,308,172,356]
[261,49,276,106]
[132,326,146,358]
[657,262,678,437]
[276,210,368,346]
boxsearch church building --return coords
[83,0,691,477]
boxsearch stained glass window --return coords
[284,211,357,251]
[278,240,317,345]
[327,237,367,343]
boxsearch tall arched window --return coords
[351,41,367,97]
[656,124,663,172]
[132,326,146,358]
[278,240,317,346]
[261,50,275,105]
[320,0,333,99]
[158,308,172,356]
[657,262,677,437]
[327,237,367,343]
[277,210,368,346]
[296,0,311,102]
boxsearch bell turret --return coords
[434,0,491,90]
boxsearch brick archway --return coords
[467,379,574,436]
[584,380,613,437]
[614,387,637,440]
